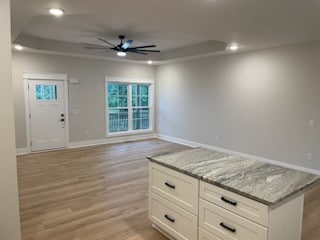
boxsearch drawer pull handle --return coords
[221,196,237,206]
[164,214,175,223]
[165,182,176,189]
[220,222,236,233]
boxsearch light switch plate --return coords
[309,120,315,127]
[71,109,80,115]
[70,78,80,84]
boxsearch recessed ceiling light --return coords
[117,51,127,57]
[148,60,153,65]
[14,44,23,51]
[229,44,239,51]
[49,8,65,17]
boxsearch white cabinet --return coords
[199,199,268,240]
[149,162,305,240]
[199,227,223,240]
[149,162,199,240]
[149,162,199,215]
[200,181,268,226]
[149,191,198,240]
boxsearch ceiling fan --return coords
[82,35,160,57]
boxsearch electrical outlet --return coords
[85,130,90,136]
[307,153,313,161]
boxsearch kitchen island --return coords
[148,148,319,240]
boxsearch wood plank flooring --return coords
[302,182,320,240]
[17,139,320,240]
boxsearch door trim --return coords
[23,73,70,152]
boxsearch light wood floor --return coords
[17,139,320,240]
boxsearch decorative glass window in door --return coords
[36,85,57,101]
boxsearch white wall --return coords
[12,52,155,148]
[0,0,22,239]
[13,41,320,172]
[156,41,320,171]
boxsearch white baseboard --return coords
[16,148,31,155]
[16,133,157,154]
[68,133,157,149]
[158,133,320,176]
[16,133,320,176]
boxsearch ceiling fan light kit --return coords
[49,8,65,17]
[229,43,239,51]
[117,51,127,57]
[82,35,160,57]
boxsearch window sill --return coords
[106,129,154,138]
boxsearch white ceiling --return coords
[11,0,320,62]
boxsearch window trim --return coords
[105,76,155,137]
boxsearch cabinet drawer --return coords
[200,181,269,226]
[149,162,199,215]
[199,199,268,240]
[199,227,223,240]
[149,191,198,240]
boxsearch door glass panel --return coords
[36,84,57,101]
[36,85,43,100]
[44,85,57,100]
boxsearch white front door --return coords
[28,80,66,151]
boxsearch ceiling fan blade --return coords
[98,37,117,47]
[82,43,110,48]
[122,39,133,49]
[84,37,159,56]
[83,46,110,50]
[130,51,148,55]
[129,45,156,49]
[128,49,160,53]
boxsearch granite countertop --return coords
[148,148,320,206]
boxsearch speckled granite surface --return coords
[148,148,320,206]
